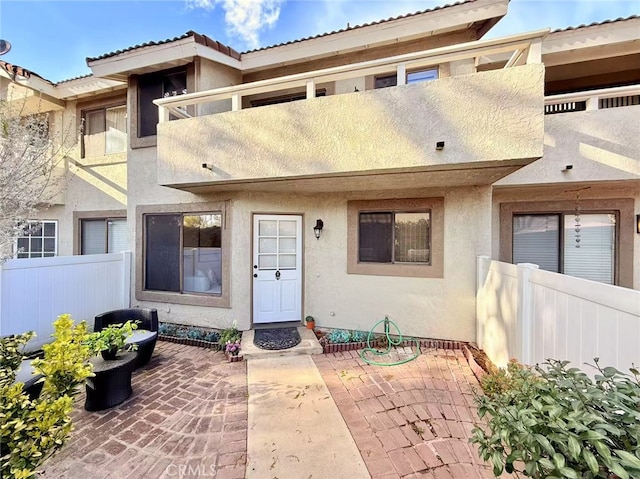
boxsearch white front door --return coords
[252,215,302,324]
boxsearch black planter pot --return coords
[101,347,119,360]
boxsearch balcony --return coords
[155,31,546,193]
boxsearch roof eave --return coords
[240,0,508,72]
[87,36,242,80]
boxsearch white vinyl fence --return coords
[477,255,640,374]
[0,252,131,351]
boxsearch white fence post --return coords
[516,263,538,365]
[122,251,132,308]
[476,255,490,348]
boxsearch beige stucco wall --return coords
[496,106,640,186]
[492,104,640,290]
[195,58,241,116]
[157,64,544,187]
[129,181,492,341]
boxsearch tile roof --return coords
[551,14,639,33]
[0,60,53,84]
[55,73,93,84]
[242,0,477,54]
[86,31,241,63]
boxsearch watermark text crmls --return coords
[165,463,217,477]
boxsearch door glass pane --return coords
[279,254,296,269]
[279,238,296,254]
[259,238,277,254]
[513,215,560,272]
[563,214,615,284]
[145,214,181,292]
[394,212,430,263]
[359,213,392,263]
[182,214,222,294]
[259,254,277,269]
[259,220,277,236]
[279,220,296,236]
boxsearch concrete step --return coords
[241,327,323,359]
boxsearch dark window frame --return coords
[137,67,187,138]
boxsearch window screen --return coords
[145,215,181,292]
[513,215,560,272]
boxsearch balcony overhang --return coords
[165,159,536,194]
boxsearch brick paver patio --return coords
[38,342,498,478]
[40,342,248,479]
[314,348,497,479]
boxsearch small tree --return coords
[0,314,93,479]
[0,91,71,263]
[472,359,640,478]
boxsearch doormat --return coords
[253,327,301,350]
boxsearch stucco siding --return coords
[496,105,640,186]
[130,187,492,341]
[156,64,545,188]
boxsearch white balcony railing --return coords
[154,29,547,122]
[544,84,640,115]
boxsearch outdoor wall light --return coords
[313,219,324,239]
[636,214,640,234]
[202,163,214,171]
[562,165,573,172]
[435,141,445,150]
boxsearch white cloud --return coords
[187,0,283,49]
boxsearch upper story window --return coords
[81,105,127,158]
[375,68,439,89]
[138,68,187,138]
[15,221,57,258]
[250,89,327,108]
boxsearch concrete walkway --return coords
[247,355,368,478]
[37,341,499,478]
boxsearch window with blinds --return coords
[81,219,127,255]
[513,213,616,284]
[81,105,127,158]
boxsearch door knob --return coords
[275,270,281,280]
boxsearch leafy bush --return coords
[203,331,220,343]
[220,324,241,345]
[471,358,640,479]
[327,329,351,344]
[1,314,93,479]
[350,330,368,342]
[84,320,138,356]
[158,323,177,336]
[187,329,204,340]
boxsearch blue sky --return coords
[0,0,637,83]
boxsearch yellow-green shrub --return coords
[1,314,93,479]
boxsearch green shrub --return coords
[1,314,93,479]
[471,358,640,479]
[220,324,240,344]
[327,329,351,344]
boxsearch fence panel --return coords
[0,252,131,351]
[477,256,640,374]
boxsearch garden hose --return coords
[359,316,421,366]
